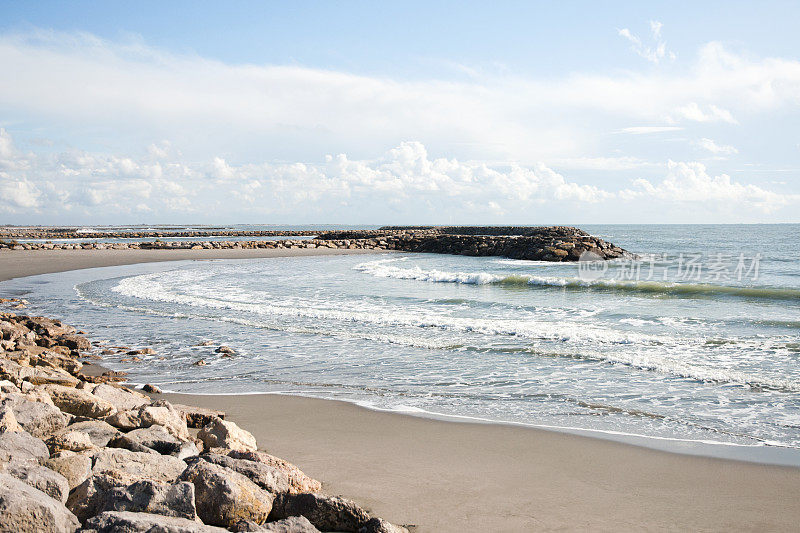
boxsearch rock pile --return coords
[0,307,409,533]
[1,226,629,261]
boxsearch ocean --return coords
[3,224,799,461]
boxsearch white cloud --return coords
[621,160,794,212]
[618,21,676,64]
[617,126,683,135]
[673,102,738,124]
[696,138,738,155]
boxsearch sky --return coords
[1,1,799,225]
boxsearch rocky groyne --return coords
[0,300,409,533]
[1,226,629,261]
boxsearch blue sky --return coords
[1,1,799,224]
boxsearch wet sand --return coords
[2,248,800,531]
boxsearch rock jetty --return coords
[1,226,629,261]
[0,302,410,533]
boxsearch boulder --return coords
[358,517,410,533]
[27,366,80,387]
[23,317,74,338]
[55,420,119,447]
[197,454,292,494]
[107,401,189,440]
[0,473,80,532]
[2,461,70,502]
[111,424,198,458]
[173,403,224,428]
[0,430,49,464]
[92,448,187,483]
[68,474,197,522]
[141,383,162,394]
[0,405,22,433]
[234,516,320,532]
[55,334,90,351]
[42,385,116,418]
[270,493,370,532]
[2,393,68,438]
[228,450,322,494]
[0,358,33,387]
[0,379,21,393]
[45,430,95,454]
[30,350,82,375]
[197,417,257,452]
[180,460,274,527]
[83,511,228,533]
[90,383,149,411]
[45,452,92,489]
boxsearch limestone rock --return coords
[45,452,92,489]
[270,493,370,532]
[0,357,33,387]
[197,417,257,452]
[68,473,197,522]
[0,405,22,433]
[42,384,116,418]
[46,429,95,454]
[142,383,162,394]
[0,430,49,464]
[27,366,80,387]
[91,383,149,411]
[92,448,187,483]
[55,419,120,447]
[2,461,70,503]
[173,403,224,428]
[84,510,228,533]
[229,450,322,494]
[0,379,21,393]
[0,472,80,533]
[55,334,90,351]
[234,516,320,532]
[197,454,292,494]
[358,517,410,533]
[111,424,198,458]
[180,460,274,527]
[2,393,68,438]
[107,401,189,440]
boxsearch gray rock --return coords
[197,417,257,452]
[228,450,322,494]
[44,452,92,489]
[0,405,22,433]
[270,493,370,532]
[0,430,49,464]
[197,454,292,494]
[45,429,95,454]
[1,393,68,438]
[234,516,320,532]
[358,517,410,533]
[92,448,187,483]
[172,403,224,428]
[42,385,116,418]
[55,420,120,447]
[0,472,80,532]
[180,460,274,527]
[119,424,185,455]
[2,461,70,502]
[27,366,80,387]
[68,474,197,522]
[84,511,228,533]
[106,401,189,441]
[91,383,150,412]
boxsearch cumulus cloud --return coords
[618,21,676,64]
[621,160,795,212]
[696,138,738,155]
[673,102,738,124]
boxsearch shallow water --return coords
[3,224,799,457]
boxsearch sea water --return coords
[2,224,799,460]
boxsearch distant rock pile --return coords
[0,303,409,533]
[1,226,629,261]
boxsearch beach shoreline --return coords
[2,247,800,531]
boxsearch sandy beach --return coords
[2,247,800,532]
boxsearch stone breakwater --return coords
[0,230,321,240]
[0,299,410,533]
[0,226,629,262]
